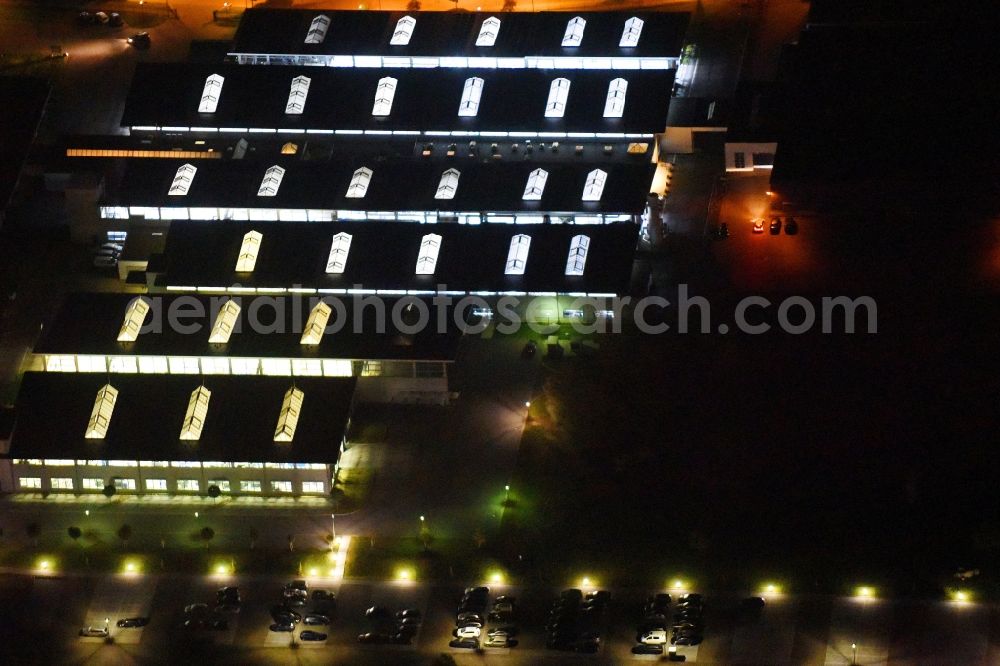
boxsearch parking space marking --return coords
[83,574,157,644]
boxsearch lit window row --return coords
[229,53,675,70]
[14,460,328,470]
[19,476,327,494]
[300,14,644,50]
[42,354,431,377]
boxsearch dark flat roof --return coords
[35,292,463,361]
[11,373,354,463]
[122,63,673,135]
[112,158,655,215]
[0,77,49,213]
[231,9,689,59]
[151,221,637,294]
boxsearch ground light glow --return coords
[672,579,687,591]
[214,563,230,575]
[950,589,973,603]
[761,582,782,596]
[37,558,53,573]
[397,567,413,582]
[855,586,876,599]
[122,559,141,575]
[490,571,504,584]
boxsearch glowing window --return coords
[257,165,285,197]
[198,74,224,113]
[179,386,211,441]
[391,16,416,45]
[620,17,644,47]
[458,77,484,117]
[476,16,501,46]
[545,78,570,118]
[565,234,590,276]
[562,17,586,47]
[582,168,607,201]
[345,167,372,198]
[604,78,628,118]
[416,233,442,275]
[117,297,151,342]
[326,232,352,273]
[274,386,304,442]
[209,300,241,344]
[285,75,311,114]
[85,384,118,439]
[435,168,460,200]
[305,14,330,44]
[301,301,331,345]
[235,230,262,272]
[505,234,531,275]
[168,164,197,196]
[372,77,398,116]
[522,168,548,201]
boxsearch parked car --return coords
[785,217,799,235]
[770,217,782,234]
[206,618,228,631]
[269,622,294,632]
[752,218,765,233]
[312,589,335,601]
[184,603,209,616]
[364,606,392,621]
[632,643,664,655]
[484,630,509,648]
[127,32,151,50]
[76,12,97,26]
[79,626,109,637]
[300,630,327,641]
[357,632,390,644]
[741,596,766,610]
[108,12,123,27]
[449,637,479,649]
[640,629,667,645]
[94,11,109,24]
[453,625,481,639]
[116,617,148,628]
[303,613,330,625]
[396,608,421,620]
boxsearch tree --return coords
[406,0,421,9]
[117,524,132,549]
[67,526,82,545]
[249,527,258,551]
[25,522,41,547]
[207,485,221,502]
[200,526,215,549]
[102,484,116,499]
[473,529,485,549]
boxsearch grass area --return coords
[334,466,372,513]
[345,536,506,586]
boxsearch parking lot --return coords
[7,571,1000,664]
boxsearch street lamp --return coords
[851,642,857,665]
[85,509,90,516]
[504,485,510,503]
[194,511,199,519]
[331,514,337,548]
[105,617,110,635]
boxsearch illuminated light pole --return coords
[504,485,510,503]
[85,509,90,516]
[105,616,110,636]
[851,642,857,665]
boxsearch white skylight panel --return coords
[198,74,224,113]
[476,16,501,46]
[117,297,151,342]
[435,168,460,200]
[208,300,241,344]
[391,15,416,45]
[582,168,608,201]
[522,168,549,200]
[562,16,586,47]
[85,384,118,439]
[345,167,372,199]
[179,386,211,441]
[458,77,484,117]
[372,77,398,117]
[325,232,353,273]
[168,164,197,196]
[257,165,286,197]
[565,234,590,276]
[235,230,262,272]
[301,302,332,345]
[505,234,531,275]
[274,386,304,442]
[620,17,644,47]
[604,78,628,118]
[305,14,330,44]
[285,75,311,114]
[415,233,442,275]
[545,78,571,118]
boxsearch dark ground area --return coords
[500,211,1000,598]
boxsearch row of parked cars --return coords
[269,579,336,642]
[752,216,799,235]
[357,604,422,645]
[76,10,151,49]
[449,585,518,650]
[92,240,123,269]
[545,588,608,653]
[79,615,149,637]
[632,592,704,657]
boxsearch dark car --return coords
[522,341,537,358]
[546,636,575,650]
[632,643,664,655]
[108,12,124,27]
[365,606,393,621]
[357,632,390,644]
[116,617,149,628]
[303,614,330,625]
[270,605,301,622]
[576,639,600,653]
[76,11,98,25]
[770,217,782,234]
[672,633,703,646]
[312,589,335,601]
[127,32,151,50]
[397,608,421,620]
[207,618,229,631]
[716,222,729,238]
[300,630,327,641]
[391,632,413,644]
[649,592,672,607]
[449,637,479,649]
[741,596,766,610]
[269,622,294,632]
[785,217,799,235]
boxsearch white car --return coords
[484,631,509,647]
[641,629,667,645]
[79,626,108,638]
[453,625,481,639]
